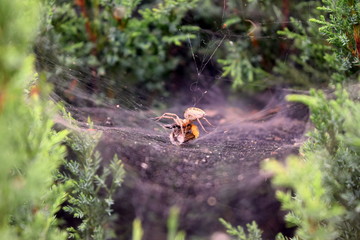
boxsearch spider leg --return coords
[154,116,180,127]
[154,113,185,135]
[202,117,213,126]
[154,113,181,121]
[174,117,185,136]
[154,115,177,121]
[196,118,208,133]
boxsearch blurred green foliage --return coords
[221,1,360,237]
[36,0,199,99]
[36,0,360,96]
[275,13,344,86]
[0,0,68,238]
[220,3,360,236]
[132,206,185,240]
[167,207,186,240]
[286,88,360,239]
[216,0,285,90]
[217,0,360,89]
[0,1,38,87]
[201,0,280,90]
[132,219,144,240]
[264,156,343,240]
[261,1,360,237]
[274,0,360,86]
[1,0,127,239]
[218,31,268,90]
[257,88,360,240]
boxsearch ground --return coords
[67,88,309,240]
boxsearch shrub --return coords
[218,1,360,89]
[261,88,360,240]
[56,121,125,239]
[36,0,199,99]
[0,0,68,238]
[216,0,286,90]
[275,9,345,86]
[310,0,360,72]
[264,155,343,240]
[285,88,360,239]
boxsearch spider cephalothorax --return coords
[155,107,212,145]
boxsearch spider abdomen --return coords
[184,107,206,121]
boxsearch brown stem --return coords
[282,0,289,29]
[74,0,97,43]
[353,24,360,58]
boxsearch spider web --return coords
[38,1,315,239]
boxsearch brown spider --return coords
[154,107,213,141]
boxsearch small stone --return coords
[140,163,148,169]
[207,196,217,206]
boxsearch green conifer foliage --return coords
[310,0,360,71]
[262,89,360,240]
[219,218,263,240]
[286,88,360,239]
[59,130,125,240]
[0,0,68,239]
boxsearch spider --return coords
[154,107,212,143]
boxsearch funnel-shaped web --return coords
[51,65,309,239]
